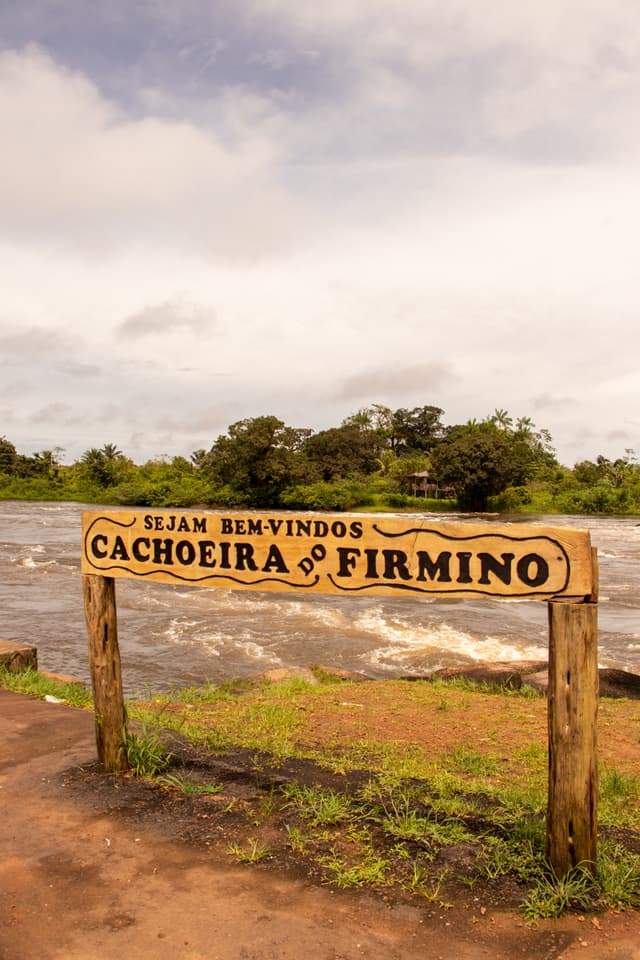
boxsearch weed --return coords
[317,848,390,888]
[228,838,271,863]
[125,724,172,778]
[284,824,309,854]
[281,784,356,826]
[157,773,222,795]
[522,866,594,921]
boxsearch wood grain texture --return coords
[82,574,128,773]
[546,600,599,875]
[81,510,594,600]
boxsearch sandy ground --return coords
[1,688,639,960]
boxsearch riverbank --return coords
[2,663,639,958]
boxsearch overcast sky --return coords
[1,1,639,466]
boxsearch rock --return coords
[40,670,85,686]
[428,661,640,700]
[429,661,547,690]
[521,671,549,694]
[598,668,640,699]
[0,639,37,673]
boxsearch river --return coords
[1,501,638,695]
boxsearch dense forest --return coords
[1,404,639,514]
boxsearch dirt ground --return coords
[1,688,639,960]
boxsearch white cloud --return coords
[0,5,639,466]
[0,46,299,258]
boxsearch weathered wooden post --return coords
[546,551,599,876]
[82,573,129,773]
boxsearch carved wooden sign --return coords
[81,510,593,600]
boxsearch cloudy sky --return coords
[1,1,638,466]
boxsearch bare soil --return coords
[1,685,639,960]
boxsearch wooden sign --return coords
[81,507,599,877]
[81,510,594,600]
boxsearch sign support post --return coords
[546,549,599,877]
[82,573,128,773]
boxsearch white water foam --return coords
[356,612,547,674]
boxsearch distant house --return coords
[409,471,455,499]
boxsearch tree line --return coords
[1,404,639,514]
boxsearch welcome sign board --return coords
[81,510,594,601]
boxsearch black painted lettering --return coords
[221,518,233,534]
[176,540,196,565]
[350,521,363,539]
[235,542,258,571]
[478,552,514,585]
[456,552,473,583]
[110,535,130,562]
[152,538,174,565]
[143,515,153,530]
[382,550,411,580]
[193,517,207,534]
[247,518,263,535]
[91,534,108,559]
[132,537,150,562]
[517,554,549,587]
[219,542,231,568]
[262,544,289,573]
[177,516,191,533]
[268,519,283,535]
[365,548,379,579]
[336,547,361,577]
[198,541,217,568]
[331,521,347,538]
[166,516,176,531]
[416,551,452,582]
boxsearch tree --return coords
[430,424,529,511]
[0,436,18,474]
[206,416,310,506]
[80,444,130,487]
[301,424,381,482]
[390,405,445,455]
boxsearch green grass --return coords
[0,666,92,708]
[3,668,638,919]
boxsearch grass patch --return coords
[4,668,639,920]
[0,666,92,708]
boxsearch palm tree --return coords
[491,409,513,431]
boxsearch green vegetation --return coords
[3,403,639,513]
[0,666,92,708]
[129,675,639,919]
[2,668,638,918]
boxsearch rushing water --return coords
[1,501,638,695]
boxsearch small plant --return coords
[157,773,222,795]
[521,865,594,921]
[125,724,172,778]
[228,838,271,863]
[317,848,390,888]
[284,824,309,854]
[281,784,356,826]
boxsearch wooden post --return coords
[82,574,129,773]
[546,598,599,876]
